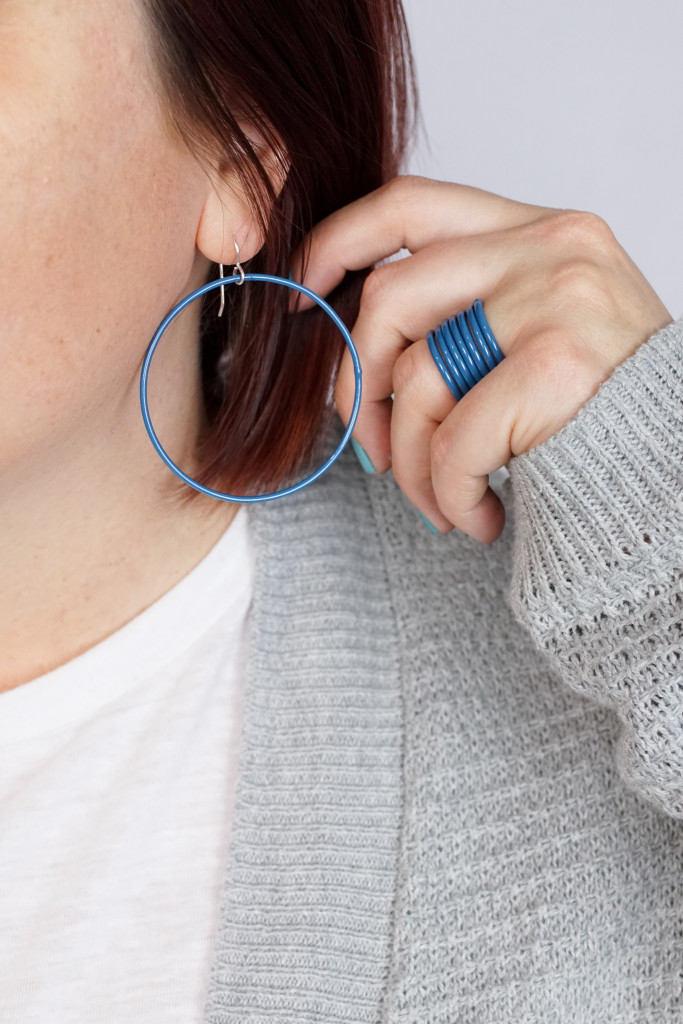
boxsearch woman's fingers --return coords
[386,336,520,543]
[388,339,456,531]
[428,360,519,543]
[333,233,520,471]
[390,342,523,543]
[291,175,556,308]
[288,177,674,545]
[396,333,605,544]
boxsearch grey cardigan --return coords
[203,316,683,1023]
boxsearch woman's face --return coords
[0,0,211,481]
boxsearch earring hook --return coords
[233,237,245,286]
[217,261,225,318]
[217,238,245,319]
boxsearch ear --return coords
[196,129,289,267]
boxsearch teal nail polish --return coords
[417,510,440,534]
[350,438,375,474]
[287,269,294,281]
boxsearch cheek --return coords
[0,10,205,466]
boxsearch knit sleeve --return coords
[504,314,683,819]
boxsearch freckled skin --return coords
[0,0,209,472]
[0,0,259,690]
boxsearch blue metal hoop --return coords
[140,273,362,503]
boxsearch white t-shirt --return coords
[0,506,254,1023]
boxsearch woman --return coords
[1,0,681,1021]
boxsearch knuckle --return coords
[429,424,453,471]
[571,209,615,248]
[525,331,595,398]
[360,264,395,315]
[387,173,428,203]
[546,257,608,307]
[539,208,616,253]
[381,174,429,225]
[391,343,421,394]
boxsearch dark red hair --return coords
[143,0,416,496]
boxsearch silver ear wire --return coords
[217,239,245,319]
[217,262,225,317]
[233,237,245,286]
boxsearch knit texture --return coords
[204,477,404,1022]
[204,316,683,1023]
[507,315,683,820]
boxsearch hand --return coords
[293,175,673,544]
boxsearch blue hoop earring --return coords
[140,266,362,504]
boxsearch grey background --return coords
[402,0,682,319]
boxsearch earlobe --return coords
[195,180,264,268]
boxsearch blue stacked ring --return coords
[427,298,504,400]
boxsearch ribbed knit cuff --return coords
[506,315,683,634]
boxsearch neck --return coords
[0,311,239,694]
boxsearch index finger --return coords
[290,175,555,309]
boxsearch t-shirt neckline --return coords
[0,506,252,745]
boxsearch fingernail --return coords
[350,438,375,474]
[287,269,294,280]
[417,510,441,534]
